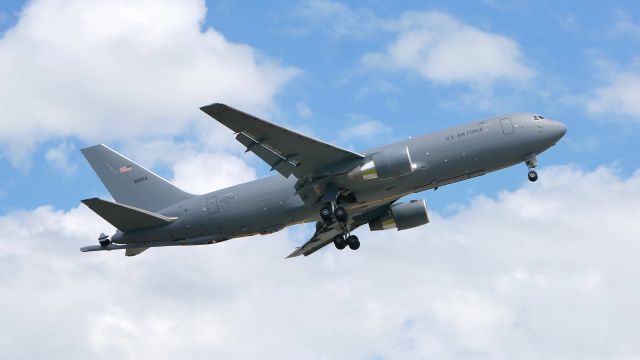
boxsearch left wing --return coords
[200,103,364,179]
[287,202,393,258]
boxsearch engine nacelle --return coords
[349,146,416,180]
[369,199,429,231]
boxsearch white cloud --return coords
[170,152,257,194]
[0,0,299,165]
[586,71,640,122]
[339,114,391,143]
[293,0,380,39]
[2,164,640,358]
[295,101,313,118]
[45,141,77,175]
[295,2,533,91]
[611,12,640,37]
[363,11,534,86]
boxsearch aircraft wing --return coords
[287,202,393,258]
[200,103,365,179]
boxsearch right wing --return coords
[200,103,364,179]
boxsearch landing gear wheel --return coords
[334,206,348,223]
[333,235,347,250]
[320,206,333,222]
[346,235,360,250]
[528,170,538,182]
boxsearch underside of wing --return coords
[200,103,364,179]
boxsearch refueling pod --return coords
[369,199,429,231]
[349,146,416,180]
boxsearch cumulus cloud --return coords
[0,0,299,165]
[1,164,640,358]
[363,11,534,86]
[339,114,391,143]
[170,152,257,194]
[611,11,640,37]
[44,141,78,175]
[294,1,533,88]
[586,70,640,122]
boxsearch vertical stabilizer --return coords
[81,144,193,211]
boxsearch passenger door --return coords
[500,118,514,135]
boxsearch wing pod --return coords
[349,146,416,180]
[369,199,429,231]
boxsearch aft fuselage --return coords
[111,113,566,245]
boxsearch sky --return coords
[1,0,639,358]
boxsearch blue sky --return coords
[1,0,639,214]
[2,1,640,358]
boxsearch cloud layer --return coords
[2,165,639,359]
[0,0,298,164]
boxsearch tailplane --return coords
[81,144,193,211]
[81,197,177,232]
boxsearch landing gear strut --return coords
[524,153,538,182]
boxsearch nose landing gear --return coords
[524,153,538,182]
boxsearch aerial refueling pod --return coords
[349,146,416,180]
[369,199,429,231]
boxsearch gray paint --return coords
[80,108,567,257]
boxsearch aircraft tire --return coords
[320,206,333,222]
[334,235,347,250]
[347,235,360,250]
[334,206,348,222]
[528,170,538,182]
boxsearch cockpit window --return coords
[533,115,540,120]
[539,115,545,119]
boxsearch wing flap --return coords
[82,198,177,232]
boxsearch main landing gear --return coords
[319,204,348,223]
[524,153,538,182]
[320,202,360,251]
[333,234,360,250]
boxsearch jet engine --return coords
[349,146,416,180]
[369,199,429,231]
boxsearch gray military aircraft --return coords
[80,104,566,257]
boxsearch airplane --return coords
[80,103,567,257]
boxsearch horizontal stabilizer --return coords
[82,197,177,232]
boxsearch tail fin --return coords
[81,144,193,211]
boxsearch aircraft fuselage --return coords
[109,112,566,247]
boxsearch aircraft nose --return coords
[547,120,567,142]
